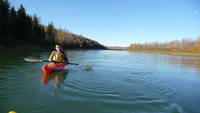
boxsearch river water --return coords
[0,48,200,113]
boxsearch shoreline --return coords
[126,49,200,57]
[0,44,107,50]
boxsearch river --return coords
[0,48,200,113]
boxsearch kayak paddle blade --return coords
[24,58,42,63]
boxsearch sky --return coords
[9,0,200,47]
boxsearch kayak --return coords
[42,63,67,75]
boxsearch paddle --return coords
[24,58,92,67]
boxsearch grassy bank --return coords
[106,46,127,50]
[126,49,200,57]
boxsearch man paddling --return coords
[48,44,69,64]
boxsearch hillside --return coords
[0,0,106,49]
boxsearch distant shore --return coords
[106,46,127,50]
[126,49,200,57]
[106,46,200,57]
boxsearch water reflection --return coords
[134,53,200,74]
[164,55,200,73]
[169,57,200,71]
[42,70,68,88]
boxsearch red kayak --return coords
[42,63,67,75]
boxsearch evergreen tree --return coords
[40,25,46,42]
[32,15,39,41]
[46,22,55,43]
[8,7,17,37]
[26,15,33,40]
[0,0,10,35]
[16,4,28,39]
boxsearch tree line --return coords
[128,37,200,52]
[0,0,105,49]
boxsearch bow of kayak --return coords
[42,63,67,75]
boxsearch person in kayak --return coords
[48,44,69,64]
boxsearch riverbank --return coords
[106,46,127,50]
[0,36,106,49]
[126,49,200,57]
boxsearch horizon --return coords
[9,0,200,47]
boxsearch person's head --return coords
[55,44,62,51]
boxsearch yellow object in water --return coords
[9,111,16,113]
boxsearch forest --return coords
[128,37,200,52]
[0,0,106,49]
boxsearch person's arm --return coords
[65,56,69,64]
[48,51,55,61]
[62,51,69,64]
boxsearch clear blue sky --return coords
[9,0,200,46]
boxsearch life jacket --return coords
[52,51,65,62]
